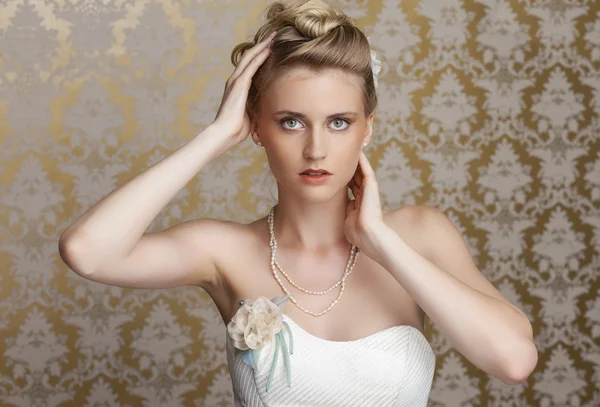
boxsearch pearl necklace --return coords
[267,206,360,317]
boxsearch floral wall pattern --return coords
[0,0,598,406]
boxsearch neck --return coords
[271,189,351,253]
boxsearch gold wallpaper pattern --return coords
[0,0,599,406]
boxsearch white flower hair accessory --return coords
[227,295,293,392]
[367,36,382,89]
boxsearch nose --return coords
[302,128,328,161]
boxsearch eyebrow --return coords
[272,110,359,119]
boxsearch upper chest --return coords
[210,222,425,341]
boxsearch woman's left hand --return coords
[344,150,387,260]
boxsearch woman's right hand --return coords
[211,31,276,152]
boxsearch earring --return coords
[362,142,367,148]
[257,141,262,147]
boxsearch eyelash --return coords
[280,118,351,131]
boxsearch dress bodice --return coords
[226,313,436,407]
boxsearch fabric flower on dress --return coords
[228,295,294,392]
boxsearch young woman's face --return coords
[252,66,373,203]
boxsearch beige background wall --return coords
[0,0,598,406]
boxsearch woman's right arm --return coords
[58,128,230,290]
[58,31,276,290]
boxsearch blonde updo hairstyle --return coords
[231,0,378,121]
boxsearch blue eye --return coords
[280,118,351,131]
[331,118,350,130]
[282,119,302,130]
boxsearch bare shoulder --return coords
[190,215,269,319]
[383,205,523,316]
[187,214,268,275]
[183,216,258,264]
[383,204,433,228]
[383,204,455,260]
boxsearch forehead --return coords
[262,66,363,114]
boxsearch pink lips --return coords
[299,168,331,175]
[299,169,331,185]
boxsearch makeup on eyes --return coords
[279,117,352,131]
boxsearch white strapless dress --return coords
[226,310,436,407]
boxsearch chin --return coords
[295,185,346,204]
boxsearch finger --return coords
[356,166,364,187]
[233,32,275,75]
[353,160,364,187]
[346,199,356,216]
[351,178,363,201]
[230,32,276,81]
[231,46,271,91]
[358,151,376,180]
[226,48,272,104]
[348,178,359,198]
[239,45,272,85]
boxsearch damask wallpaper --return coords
[0,0,598,406]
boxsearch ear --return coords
[363,113,374,146]
[249,111,262,145]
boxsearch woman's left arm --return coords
[371,208,538,385]
[346,151,538,386]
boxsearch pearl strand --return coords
[268,207,357,295]
[270,215,356,294]
[272,253,353,295]
[267,206,360,317]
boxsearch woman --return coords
[58,0,537,405]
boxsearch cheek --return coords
[340,138,361,159]
[337,149,360,179]
[346,157,360,180]
[264,144,295,177]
